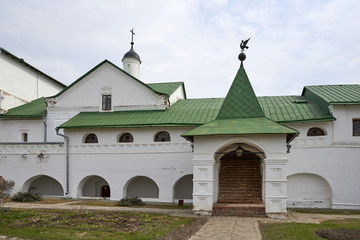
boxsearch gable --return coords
[48,60,167,111]
[0,48,66,111]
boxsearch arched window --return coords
[154,131,170,142]
[307,127,325,136]
[84,133,98,143]
[119,133,133,143]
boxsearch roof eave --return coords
[277,117,336,124]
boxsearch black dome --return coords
[122,46,141,62]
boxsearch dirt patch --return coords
[316,229,360,240]
[159,218,209,240]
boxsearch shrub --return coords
[117,196,145,206]
[0,177,15,204]
[11,192,42,202]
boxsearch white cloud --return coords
[1,0,359,98]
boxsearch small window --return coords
[85,134,98,143]
[102,95,111,110]
[22,132,28,142]
[353,119,360,136]
[119,133,133,143]
[154,131,170,142]
[307,127,325,136]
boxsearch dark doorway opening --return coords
[101,185,110,198]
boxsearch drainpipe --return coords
[42,98,48,142]
[56,128,69,195]
[42,117,47,142]
[286,133,299,153]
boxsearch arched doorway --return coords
[217,144,263,204]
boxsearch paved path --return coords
[189,216,262,240]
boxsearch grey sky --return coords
[1,0,359,98]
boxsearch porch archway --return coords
[216,143,264,204]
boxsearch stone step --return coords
[212,203,266,217]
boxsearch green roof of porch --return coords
[181,117,298,137]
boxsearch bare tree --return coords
[0,176,15,205]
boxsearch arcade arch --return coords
[23,175,64,196]
[78,175,110,198]
[124,176,159,200]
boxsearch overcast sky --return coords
[1,0,359,98]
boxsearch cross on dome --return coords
[130,28,135,45]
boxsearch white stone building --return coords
[0,41,359,217]
[0,48,66,113]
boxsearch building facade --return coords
[0,43,359,217]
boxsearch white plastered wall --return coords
[286,105,360,209]
[0,127,194,203]
[0,119,44,142]
[0,53,64,111]
[169,85,186,105]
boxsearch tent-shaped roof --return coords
[216,66,264,119]
[182,64,298,138]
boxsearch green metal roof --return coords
[303,85,360,105]
[59,110,165,128]
[258,95,335,123]
[0,98,47,119]
[147,82,187,99]
[59,98,224,129]
[216,66,264,119]
[1,93,336,124]
[182,118,298,137]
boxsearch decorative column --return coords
[192,155,216,215]
[264,157,288,218]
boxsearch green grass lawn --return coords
[9,198,191,209]
[0,208,194,240]
[260,218,360,240]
